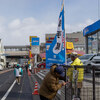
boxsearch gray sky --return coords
[0,0,99,45]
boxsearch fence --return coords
[62,65,100,100]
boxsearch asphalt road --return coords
[0,69,40,100]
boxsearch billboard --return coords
[31,37,39,46]
[66,42,74,49]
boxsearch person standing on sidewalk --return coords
[14,64,23,85]
[39,64,66,100]
[67,52,84,99]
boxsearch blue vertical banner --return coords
[46,0,66,68]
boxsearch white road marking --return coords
[38,72,45,77]
[1,80,16,100]
[36,73,44,80]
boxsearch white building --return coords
[0,39,6,69]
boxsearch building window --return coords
[98,31,100,52]
[88,33,97,53]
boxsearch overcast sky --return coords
[0,0,99,46]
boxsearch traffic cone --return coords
[28,69,31,76]
[32,82,39,95]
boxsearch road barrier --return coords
[32,81,39,95]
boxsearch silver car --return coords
[85,54,100,74]
[67,54,96,65]
[79,54,96,65]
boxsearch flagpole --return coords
[46,0,66,68]
[64,0,66,65]
[61,0,66,64]
[63,0,67,100]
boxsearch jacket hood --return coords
[50,64,57,75]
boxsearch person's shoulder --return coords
[76,58,83,65]
[45,72,56,81]
[75,58,81,62]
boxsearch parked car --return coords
[85,53,100,74]
[37,61,46,68]
[67,54,96,65]
[79,54,96,65]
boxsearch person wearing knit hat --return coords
[39,64,66,100]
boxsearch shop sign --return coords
[66,42,74,49]
[31,37,39,46]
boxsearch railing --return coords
[34,65,100,100]
[63,65,100,100]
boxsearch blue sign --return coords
[46,1,66,69]
[31,37,39,46]
[83,20,100,36]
